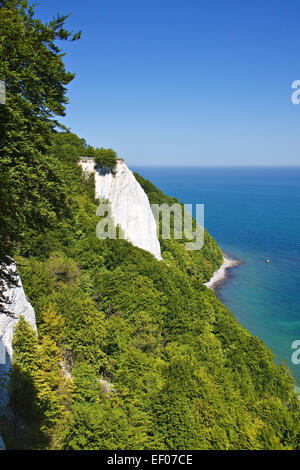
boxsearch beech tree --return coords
[0,0,80,310]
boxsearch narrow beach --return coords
[204,253,241,290]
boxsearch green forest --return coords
[0,0,299,450]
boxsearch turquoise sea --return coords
[133,166,300,389]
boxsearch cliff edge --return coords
[79,158,162,260]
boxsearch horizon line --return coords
[130,164,300,168]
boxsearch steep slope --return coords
[6,133,299,450]
[0,266,36,408]
[0,267,36,450]
[79,158,162,260]
[134,172,223,280]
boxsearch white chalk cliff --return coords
[79,158,162,260]
[0,266,36,449]
[0,267,37,408]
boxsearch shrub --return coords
[94,148,117,171]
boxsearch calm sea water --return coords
[133,166,300,389]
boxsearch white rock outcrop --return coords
[79,158,162,260]
[0,267,37,408]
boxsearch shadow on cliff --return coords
[96,165,115,176]
[0,356,48,450]
[0,343,11,401]
[0,344,11,449]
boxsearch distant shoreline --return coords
[204,253,241,290]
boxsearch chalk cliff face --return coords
[0,267,37,408]
[80,158,162,260]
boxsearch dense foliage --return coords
[0,1,299,451]
[135,172,223,280]
[1,132,297,450]
[0,0,80,311]
[94,148,117,172]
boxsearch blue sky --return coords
[35,0,300,166]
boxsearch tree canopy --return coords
[0,0,80,310]
[4,132,299,450]
[0,1,299,451]
[94,148,117,171]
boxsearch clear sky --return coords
[35,0,300,166]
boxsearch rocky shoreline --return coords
[204,253,241,290]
